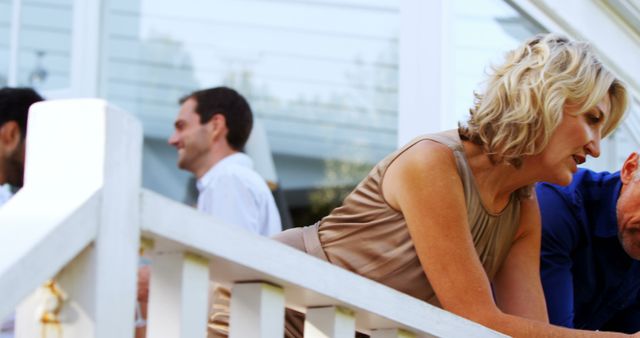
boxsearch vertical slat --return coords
[371,328,419,338]
[304,306,355,338]
[229,282,285,338]
[146,252,209,338]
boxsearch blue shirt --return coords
[537,169,640,333]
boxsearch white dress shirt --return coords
[196,152,281,236]
[0,185,12,207]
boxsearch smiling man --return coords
[168,86,281,236]
[538,152,640,333]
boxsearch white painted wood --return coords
[8,0,21,86]
[70,0,104,97]
[304,306,355,338]
[398,0,453,146]
[141,189,506,338]
[147,252,210,338]
[0,190,99,322]
[94,100,142,338]
[14,100,143,338]
[371,328,419,338]
[16,246,97,338]
[229,282,285,338]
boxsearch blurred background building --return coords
[0,0,638,225]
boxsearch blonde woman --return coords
[270,34,637,337]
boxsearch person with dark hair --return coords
[0,87,44,191]
[169,86,281,235]
[539,152,640,333]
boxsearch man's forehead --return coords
[175,107,202,128]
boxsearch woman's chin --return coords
[547,174,573,186]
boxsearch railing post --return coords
[146,252,210,338]
[304,306,356,338]
[14,100,142,338]
[228,282,285,338]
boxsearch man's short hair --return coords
[0,87,44,138]
[180,87,253,151]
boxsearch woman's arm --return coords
[382,140,634,337]
[492,191,548,321]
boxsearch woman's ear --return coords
[620,152,639,184]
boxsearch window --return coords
[10,0,73,90]
[450,0,546,128]
[103,0,399,214]
[0,0,11,86]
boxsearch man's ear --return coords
[0,121,23,153]
[210,114,228,139]
[620,152,639,184]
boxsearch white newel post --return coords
[146,252,210,338]
[15,99,142,338]
[304,306,356,338]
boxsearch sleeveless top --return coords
[307,130,522,306]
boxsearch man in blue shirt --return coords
[538,152,640,333]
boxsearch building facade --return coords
[1,0,638,218]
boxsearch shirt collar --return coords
[196,152,254,192]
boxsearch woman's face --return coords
[532,94,611,186]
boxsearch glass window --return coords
[0,0,11,86]
[450,0,546,129]
[16,0,73,90]
[103,0,399,217]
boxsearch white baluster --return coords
[229,282,285,338]
[304,306,355,338]
[146,252,209,338]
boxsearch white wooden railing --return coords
[0,100,506,338]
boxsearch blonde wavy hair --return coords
[459,33,628,168]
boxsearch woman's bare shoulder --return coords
[394,139,458,174]
[383,139,461,209]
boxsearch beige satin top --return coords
[309,130,522,306]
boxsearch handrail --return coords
[141,189,506,338]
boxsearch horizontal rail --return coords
[0,187,101,320]
[140,189,505,338]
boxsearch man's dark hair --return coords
[0,87,44,138]
[180,86,253,151]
